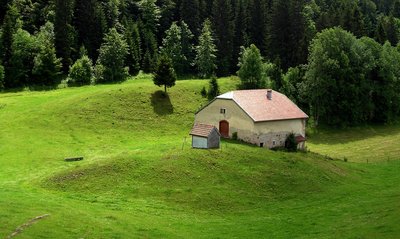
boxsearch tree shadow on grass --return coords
[150,90,174,115]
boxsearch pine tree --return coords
[180,21,195,74]
[195,19,217,78]
[125,20,141,75]
[180,0,200,38]
[160,22,184,75]
[212,0,235,76]
[2,5,21,89]
[207,76,220,99]
[74,0,107,61]
[233,0,250,67]
[139,0,160,72]
[141,28,158,73]
[158,0,176,42]
[153,54,176,93]
[54,0,76,73]
[103,0,120,28]
[385,15,399,45]
[267,0,291,69]
[139,0,161,34]
[393,0,400,18]
[249,0,268,55]
[0,63,4,90]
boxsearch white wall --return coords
[192,136,208,149]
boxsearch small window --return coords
[260,143,264,147]
[220,108,226,114]
[272,140,276,146]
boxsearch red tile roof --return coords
[190,123,219,137]
[217,89,308,122]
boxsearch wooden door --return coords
[219,120,229,138]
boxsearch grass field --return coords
[307,125,400,163]
[1,75,400,238]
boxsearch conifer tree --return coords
[160,21,194,76]
[74,0,107,61]
[54,0,76,73]
[207,76,220,99]
[139,0,161,34]
[180,0,200,37]
[233,0,250,66]
[180,21,195,74]
[160,22,184,75]
[125,20,141,75]
[153,54,176,93]
[0,64,4,90]
[212,0,235,76]
[141,28,158,73]
[158,0,176,42]
[249,0,268,55]
[1,5,20,88]
[195,19,217,78]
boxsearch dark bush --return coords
[285,133,298,152]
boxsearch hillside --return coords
[1,76,400,238]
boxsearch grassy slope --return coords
[0,75,400,238]
[307,125,400,163]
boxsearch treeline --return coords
[0,0,400,125]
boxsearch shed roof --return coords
[190,123,220,137]
[296,135,306,143]
[215,89,308,122]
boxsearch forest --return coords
[1,0,400,126]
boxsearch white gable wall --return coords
[195,99,254,135]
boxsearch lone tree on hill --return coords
[153,54,176,93]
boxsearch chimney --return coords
[267,90,272,100]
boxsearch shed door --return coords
[219,120,229,138]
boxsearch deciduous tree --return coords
[95,28,129,83]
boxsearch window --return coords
[220,108,226,114]
[272,140,276,146]
[260,143,264,148]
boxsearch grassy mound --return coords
[45,144,348,212]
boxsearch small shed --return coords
[190,123,221,149]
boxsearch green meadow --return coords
[1,75,400,238]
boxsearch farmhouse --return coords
[195,89,309,149]
[190,123,221,149]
